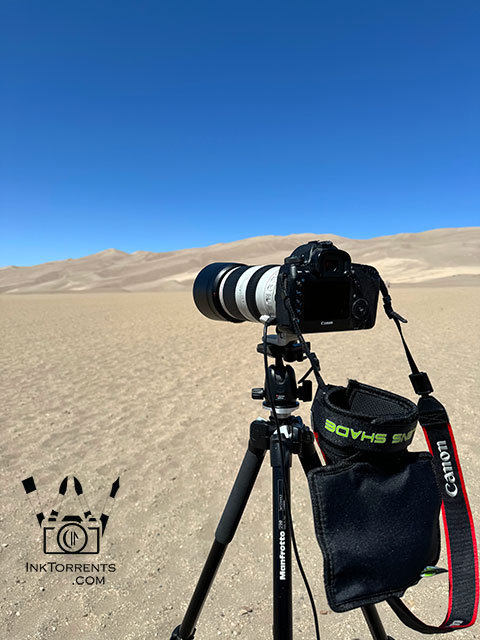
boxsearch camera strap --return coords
[380,282,479,633]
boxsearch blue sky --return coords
[1,1,479,266]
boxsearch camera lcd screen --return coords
[303,280,350,321]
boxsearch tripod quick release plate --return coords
[256,340,308,362]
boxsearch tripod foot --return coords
[170,624,195,640]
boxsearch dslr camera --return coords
[193,241,381,334]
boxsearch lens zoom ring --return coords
[245,265,276,321]
[222,266,251,321]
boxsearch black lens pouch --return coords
[309,380,442,612]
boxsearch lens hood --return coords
[193,263,246,323]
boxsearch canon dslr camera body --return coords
[193,240,381,334]
[275,241,380,334]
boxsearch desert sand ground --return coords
[1,288,479,640]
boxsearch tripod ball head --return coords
[251,363,312,407]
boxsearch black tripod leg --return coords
[171,443,266,640]
[271,437,293,640]
[362,604,395,640]
[297,431,322,476]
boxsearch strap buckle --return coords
[409,372,433,396]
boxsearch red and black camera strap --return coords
[381,286,479,633]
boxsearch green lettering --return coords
[350,430,362,440]
[361,432,375,442]
[324,419,336,433]
[374,433,387,444]
[336,425,349,438]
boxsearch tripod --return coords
[170,334,394,640]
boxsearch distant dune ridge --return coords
[1,227,479,293]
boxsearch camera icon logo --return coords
[22,475,119,555]
[43,517,100,554]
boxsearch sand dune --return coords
[1,227,479,293]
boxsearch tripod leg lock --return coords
[170,624,195,640]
